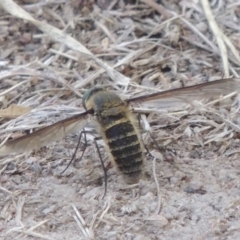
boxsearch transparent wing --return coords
[127,78,240,108]
[0,111,89,156]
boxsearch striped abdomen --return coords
[103,113,143,183]
[83,88,144,183]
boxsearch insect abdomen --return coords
[104,118,143,183]
[83,88,144,183]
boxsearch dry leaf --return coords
[0,104,31,118]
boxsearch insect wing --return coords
[0,112,89,156]
[127,78,240,108]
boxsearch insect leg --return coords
[143,140,154,158]
[149,132,165,155]
[61,129,88,174]
[137,113,155,158]
[137,113,141,127]
[93,137,108,198]
[137,114,164,158]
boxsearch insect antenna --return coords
[94,137,108,198]
[61,129,88,174]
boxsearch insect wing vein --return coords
[128,78,240,107]
[0,112,88,156]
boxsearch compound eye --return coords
[82,87,104,110]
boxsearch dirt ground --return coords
[1,0,240,239]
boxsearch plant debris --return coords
[0,0,240,239]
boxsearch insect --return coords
[0,78,239,184]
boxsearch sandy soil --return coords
[1,1,240,239]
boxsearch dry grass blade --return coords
[15,196,25,227]
[0,0,129,86]
[152,158,161,215]
[142,0,220,57]
[93,199,111,230]
[1,1,240,239]
[0,112,88,156]
[0,80,28,96]
[72,204,94,239]
[201,0,229,77]
[140,0,171,19]
[7,220,52,240]
[202,0,240,64]
[0,185,13,195]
